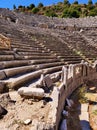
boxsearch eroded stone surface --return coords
[18,87,45,99]
[0,105,8,117]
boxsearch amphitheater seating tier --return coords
[0,9,97,90]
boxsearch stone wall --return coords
[50,61,97,130]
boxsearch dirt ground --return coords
[0,91,51,130]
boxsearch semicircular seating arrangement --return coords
[0,8,97,91]
[1,8,97,130]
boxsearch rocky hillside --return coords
[15,0,97,18]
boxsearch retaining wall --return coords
[50,61,97,130]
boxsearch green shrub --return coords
[45,10,58,17]
[92,110,97,115]
[78,85,88,103]
[32,7,39,14]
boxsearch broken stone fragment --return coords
[0,71,6,80]
[0,82,5,93]
[18,87,45,99]
[66,98,71,107]
[69,99,74,106]
[24,119,32,125]
[42,74,54,92]
[43,74,53,88]
[0,93,11,107]
[0,105,8,117]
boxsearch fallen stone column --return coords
[18,87,45,99]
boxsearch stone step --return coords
[11,45,44,50]
[3,70,42,89]
[53,53,79,56]
[27,71,62,88]
[12,43,43,48]
[43,65,62,75]
[15,55,57,60]
[65,60,81,64]
[57,56,82,58]
[0,50,14,55]
[2,66,62,90]
[36,62,65,69]
[50,50,75,54]
[11,47,45,52]
[62,58,82,62]
[0,59,60,69]
[47,48,72,52]
[0,60,31,69]
[0,65,36,79]
[55,55,81,57]
[15,48,47,53]
[1,62,64,79]
[0,48,10,50]
[0,55,14,61]
[17,52,51,56]
[30,59,61,65]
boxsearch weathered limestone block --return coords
[24,119,32,125]
[43,74,53,88]
[28,74,44,88]
[51,72,61,83]
[0,82,5,93]
[68,64,74,79]
[18,87,45,99]
[0,71,6,80]
[0,93,11,107]
[61,66,68,88]
[0,62,4,69]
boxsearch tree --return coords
[32,7,39,14]
[64,0,70,5]
[13,4,16,10]
[73,1,79,4]
[88,0,93,5]
[22,6,25,12]
[88,8,97,16]
[29,4,35,9]
[18,5,23,9]
[82,8,88,17]
[38,2,44,8]
[61,8,70,18]
[69,9,80,18]
[95,2,97,5]
[45,10,58,17]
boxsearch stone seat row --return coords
[0,65,63,90]
[0,59,60,69]
[0,61,64,80]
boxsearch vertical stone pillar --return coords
[83,62,88,77]
[93,60,97,72]
[61,66,68,89]
[68,64,74,79]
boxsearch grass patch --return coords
[78,85,88,103]
[92,110,97,115]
